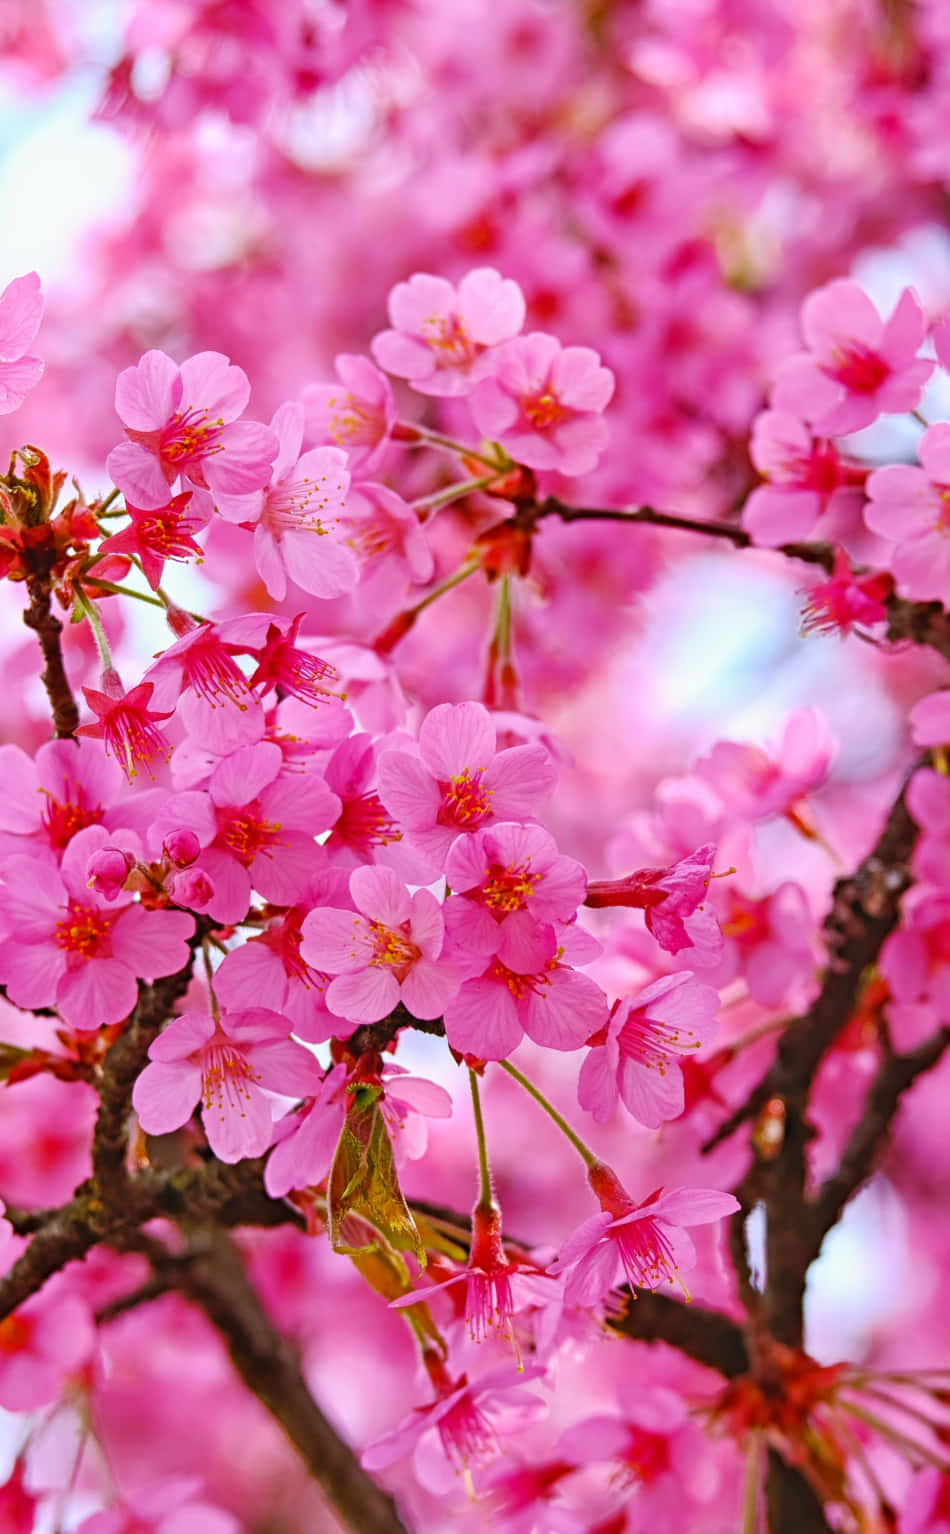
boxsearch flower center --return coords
[0,1314,31,1352]
[522,390,564,429]
[440,768,493,828]
[828,343,888,395]
[421,313,477,368]
[220,810,281,866]
[160,406,225,468]
[481,860,539,913]
[336,793,401,850]
[41,790,102,851]
[369,921,420,975]
[55,900,111,958]
[202,1042,258,1115]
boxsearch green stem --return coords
[74,585,113,670]
[414,475,499,514]
[97,488,121,515]
[401,423,506,471]
[499,1060,598,1168]
[468,1069,494,1208]
[411,557,482,616]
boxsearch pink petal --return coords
[443,977,522,1058]
[0,271,42,360]
[419,702,495,780]
[326,966,400,1023]
[133,1059,202,1133]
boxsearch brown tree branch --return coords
[608,1289,750,1378]
[22,562,79,738]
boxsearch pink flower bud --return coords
[86,846,135,901]
[169,867,215,911]
[163,828,201,867]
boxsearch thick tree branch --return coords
[22,560,79,738]
[608,1289,750,1378]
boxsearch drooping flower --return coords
[299,864,460,1025]
[470,332,614,476]
[133,1006,322,1163]
[771,281,933,436]
[549,1162,739,1307]
[585,844,723,964]
[799,549,891,636]
[97,487,212,589]
[78,668,175,783]
[371,268,526,396]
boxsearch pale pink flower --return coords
[742,410,864,546]
[78,668,175,783]
[302,352,396,473]
[882,893,950,1015]
[152,741,339,924]
[133,1006,322,1163]
[0,825,194,1029]
[586,844,723,964]
[377,701,557,872]
[0,271,43,414]
[106,348,277,508]
[772,281,933,436]
[76,1480,240,1534]
[263,1061,349,1198]
[911,689,950,747]
[299,865,460,1025]
[907,768,950,889]
[694,708,834,827]
[548,1163,739,1306]
[578,973,720,1128]
[0,736,158,862]
[442,921,607,1060]
[371,268,525,397]
[0,1285,94,1410]
[338,481,434,594]
[217,401,357,601]
[716,883,816,1007]
[470,332,614,476]
[443,821,587,959]
[865,424,950,601]
[144,614,263,756]
[97,488,212,589]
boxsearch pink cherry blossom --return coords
[338,481,434,596]
[75,1480,241,1534]
[865,424,950,602]
[799,549,891,637]
[299,865,460,1025]
[443,821,587,959]
[371,268,525,397]
[469,332,614,476]
[243,614,341,708]
[882,892,950,1016]
[715,883,816,1007]
[263,1061,349,1198]
[144,614,263,756]
[0,825,194,1029]
[742,410,864,546]
[549,1163,739,1306]
[377,701,557,872]
[0,1284,95,1410]
[442,921,607,1060]
[911,689,950,747]
[321,734,403,867]
[302,352,396,473]
[579,973,720,1128]
[106,348,278,508]
[133,1006,322,1163]
[0,272,43,414]
[78,668,175,783]
[217,401,358,601]
[772,281,933,436]
[0,736,159,862]
[97,487,212,589]
[586,843,723,964]
[694,708,834,827]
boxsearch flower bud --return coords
[163,828,201,867]
[87,847,135,901]
[168,867,215,911]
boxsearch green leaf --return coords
[328,1086,426,1264]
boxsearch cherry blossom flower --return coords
[578,973,720,1128]
[218,401,357,601]
[772,281,933,436]
[263,1061,349,1198]
[442,921,607,1060]
[443,821,587,959]
[799,549,891,636]
[97,488,212,589]
[585,844,723,964]
[549,1163,739,1306]
[742,410,864,546]
[371,268,525,396]
[75,1480,241,1534]
[377,701,557,872]
[321,734,403,867]
[144,614,263,756]
[0,1283,95,1410]
[0,271,44,414]
[864,424,950,602]
[106,348,277,508]
[133,1006,322,1163]
[470,332,614,475]
[299,864,460,1025]
[0,736,159,863]
[910,689,950,747]
[715,883,816,1007]
[302,352,396,473]
[79,668,175,783]
[0,825,194,1029]
[338,481,434,595]
[694,709,834,828]
[243,614,341,708]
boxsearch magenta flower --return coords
[0,736,153,861]
[0,825,194,1029]
[911,689,950,747]
[302,352,396,473]
[97,487,212,589]
[377,701,557,872]
[742,409,864,546]
[0,271,43,414]
[442,921,607,1060]
[371,268,525,397]
[771,281,933,436]
[799,549,891,636]
[153,740,339,923]
[263,1061,348,1198]
[578,973,720,1128]
[244,614,341,708]
[717,883,816,1007]
[321,734,403,867]
[78,668,175,783]
[337,481,434,594]
[106,348,278,508]
[470,332,614,475]
[865,424,950,602]
[218,402,358,601]
[694,708,834,826]
[549,1163,739,1306]
[443,821,587,959]
[133,1006,322,1163]
[144,616,263,756]
[299,865,460,1025]
[586,843,723,964]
